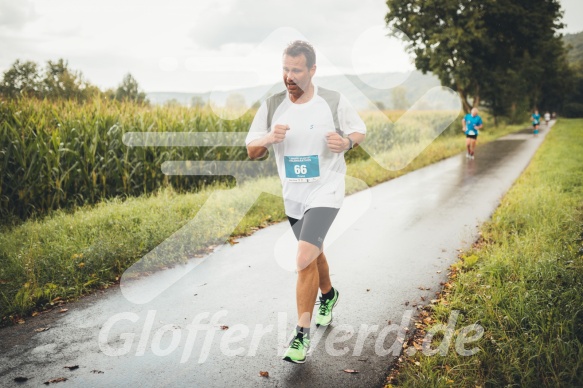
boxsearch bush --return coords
[562,102,583,118]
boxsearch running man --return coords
[246,40,366,364]
[544,111,550,126]
[462,107,483,160]
[532,109,541,135]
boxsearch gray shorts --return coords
[287,207,339,248]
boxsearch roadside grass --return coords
[0,118,523,324]
[386,119,583,387]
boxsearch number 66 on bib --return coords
[284,155,320,182]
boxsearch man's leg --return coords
[296,241,322,328]
[317,252,332,295]
[283,208,339,363]
[314,251,339,327]
[295,251,334,328]
[282,241,320,363]
[470,138,477,156]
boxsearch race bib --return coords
[467,130,476,136]
[284,155,320,182]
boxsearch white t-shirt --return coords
[245,85,366,219]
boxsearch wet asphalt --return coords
[0,123,553,387]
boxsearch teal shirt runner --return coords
[464,113,483,136]
[532,113,541,125]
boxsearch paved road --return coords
[0,124,552,387]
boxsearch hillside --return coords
[564,31,583,64]
[147,70,441,111]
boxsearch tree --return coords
[373,101,386,110]
[225,93,247,110]
[191,96,206,108]
[0,60,41,98]
[102,88,116,101]
[385,0,487,112]
[385,0,566,117]
[41,59,99,101]
[532,36,572,115]
[391,86,409,110]
[1,58,100,101]
[115,73,147,104]
[478,0,565,121]
[561,63,583,117]
[164,98,181,108]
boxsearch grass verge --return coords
[385,119,583,387]
[0,120,523,324]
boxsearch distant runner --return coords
[246,40,366,364]
[532,109,541,136]
[462,107,483,160]
[544,111,551,126]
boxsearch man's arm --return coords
[326,132,366,153]
[247,141,269,160]
[348,132,366,148]
[328,94,366,153]
[475,117,483,130]
[246,124,289,160]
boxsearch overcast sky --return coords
[1,0,582,93]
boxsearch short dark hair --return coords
[283,40,316,69]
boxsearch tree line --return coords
[562,31,583,117]
[385,0,582,120]
[0,58,148,104]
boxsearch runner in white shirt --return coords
[248,84,365,218]
[246,41,366,364]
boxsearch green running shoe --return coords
[283,333,310,364]
[315,289,339,327]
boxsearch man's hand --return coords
[266,124,289,145]
[326,132,349,153]
[247,124,289,159]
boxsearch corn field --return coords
[0,98,460,223]
[0,97,261,222]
